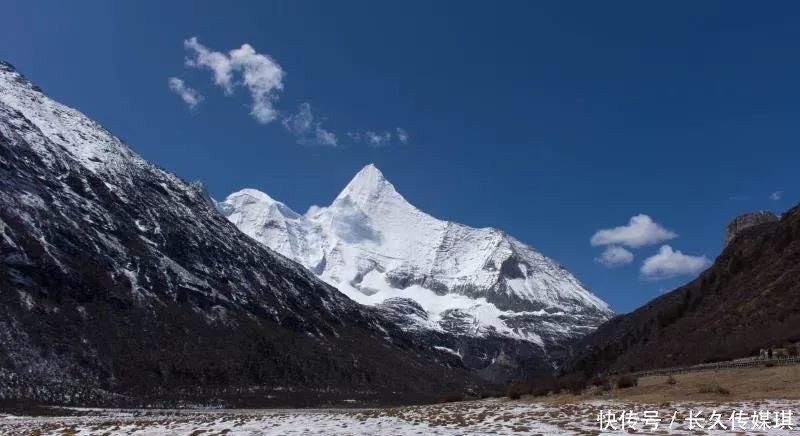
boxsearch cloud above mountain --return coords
[171,37,408,148]
[348,127,410,147]
[282,103,338,146]
[183,37,285,123]
[591,214,677,249]
[168,77,203,110]
[591,215,710,280]
[595,245,634,267]
[640,245,711,280]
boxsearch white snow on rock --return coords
[220,164,613,345]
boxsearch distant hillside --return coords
[570,204,800,374]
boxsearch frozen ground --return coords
[1,398,798,435]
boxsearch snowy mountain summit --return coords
[221,164,613,377]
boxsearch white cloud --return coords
[365,131,392,147]
[178,37,408,148]
[347,128,409,147]
[591,214,677,248]
[640,245,711,280]
[184,37,284,123]
[168,77,204,109]
[282,103,338,147]
[770,191,783,201]
[396,127,409,143]
[183,38,235,93]
[595,245,634,268]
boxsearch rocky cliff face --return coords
[0,61,478,407]
[219,165,613,380]
[725,210,779,245]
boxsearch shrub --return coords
[666,375,677,385]
[559,374,588,395]
[616,374,638,389]
[527,375,560,397]
[590,374,609,387]
[787,344,799,357]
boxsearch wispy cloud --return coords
[640,245,711,281]
[365,131,392,147]
[168,77,204,110]
[595,245,634,268]
[174,37,409,150]
[348,128,409,147]
[770,191,783,201]
[183,37,284,124]
[591,214,677,248]
[282,103,338,147]
[396,127,409,143]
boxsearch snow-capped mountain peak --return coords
[220,164,613,377]
[333,163,416,216]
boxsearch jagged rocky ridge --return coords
[219,165,613,380]
[569,205,800,374]
[725,210,779,245]
[0,61,481,407]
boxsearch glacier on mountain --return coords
[220,164,613,356]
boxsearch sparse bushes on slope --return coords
[560,374,588,395]
[527,375,559,397]
[616,374,638,389]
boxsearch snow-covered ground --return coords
[2,398,798,435]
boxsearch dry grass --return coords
[537,364,800,405]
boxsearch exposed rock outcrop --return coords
[725,210,779,245]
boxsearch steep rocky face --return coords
[0,61,478,407]
[570,204,800,374]
[219,164,613,380]
[725,210,779,245]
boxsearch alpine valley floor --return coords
[2,398,798,435]
[4,365,799,435]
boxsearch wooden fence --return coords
[634,356,800,378]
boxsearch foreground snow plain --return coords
[2,398,798,435]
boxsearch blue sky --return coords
[2,1,798,312]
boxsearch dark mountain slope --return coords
[570,205,800,374]
[0,61,476,407]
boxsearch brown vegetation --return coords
[615,374,638,389]
[534,364,800,404]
